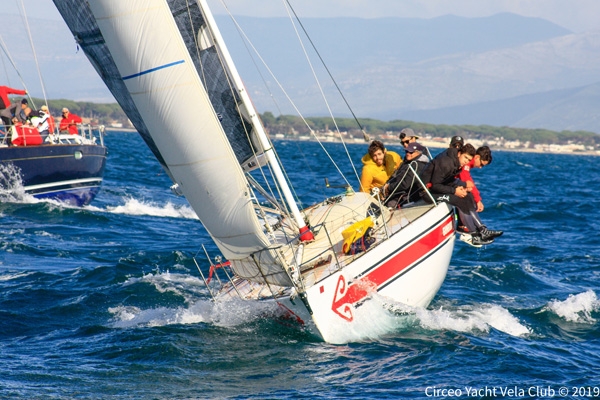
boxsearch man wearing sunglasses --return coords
[399,127,418,147]
[399,127,432,159]
[59,108,82,135]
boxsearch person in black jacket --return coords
[420,144,502,246]
[383,142,429,208]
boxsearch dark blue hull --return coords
[0,144,107,206]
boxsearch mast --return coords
[198,0,314,241]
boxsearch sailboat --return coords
[53,0,456,343]
[0,3,107,207]
[0,124,106,206]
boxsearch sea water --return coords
[1,132,599,399]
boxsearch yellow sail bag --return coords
[342,217,374,254]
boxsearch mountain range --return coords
[2,11,599,133]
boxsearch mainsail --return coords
[53,0,298,285]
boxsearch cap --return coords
[62,108,69,113]
[41,105,49,112]
[405,142,425,153]
[450,135,464,147]
[399,127,420,141]
[21,98,28,105]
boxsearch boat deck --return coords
[212,194,437,302]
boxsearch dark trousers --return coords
[426,191,476,213]
[425,191,484,232]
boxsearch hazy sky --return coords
[9,0,600,33]
[208,0,600,33]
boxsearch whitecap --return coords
[108,304,211,328]
[107,296,279,330]
[105,197,198,219]
[0,271,34,281]
[546,290,599,323]
[471,304,531,336]
[111,271,281,329]
[124,271,206,300]
[515,161,532,167]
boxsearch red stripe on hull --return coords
[332,215,454,321]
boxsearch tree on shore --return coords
[21,98,599,146]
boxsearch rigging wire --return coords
[194,0,296,227]
[216,0,318,212]
[1,48,11,86]
[217,2,354,191]
[284,0,371,145]
[216,3,323,207]
[211,0,296,223]
[281,0,363,187]
[18,0,48,110]
[0,35,32,98]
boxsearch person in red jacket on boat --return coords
[59,107,82,135]
[457,145,492,213]
[0,86,27,126]
[0,85,27,110]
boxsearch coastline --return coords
[272,135,600,157]
[101,127,600,157]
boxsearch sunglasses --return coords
[401,140,410,145]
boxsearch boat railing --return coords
[0,127,8,146]
[193,246,235,301]
[0,123,105,147]
[55,124,105,146]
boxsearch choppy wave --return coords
[102,197,198,219]
[0,271,35,281]
[545,290,599,323]
[84,197,198,219]
[123,271,206,299]
[0,163,39,204]
[387,300,531,337]
[111,272,281,329]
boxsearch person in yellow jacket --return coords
[359,140,402,193]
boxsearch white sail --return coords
[53,0,295,285]
[92,0,270,256]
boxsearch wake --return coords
[385,297,531,338]
[109,272,279,329]
[99,197,198,219]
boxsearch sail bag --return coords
[342,217,375,255]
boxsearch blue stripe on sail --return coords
[122,60,185,80]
